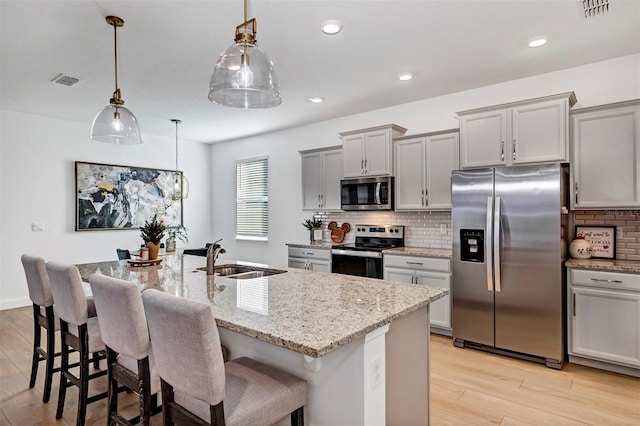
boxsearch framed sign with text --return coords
[574,225,616,259]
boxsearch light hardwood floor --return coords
[1,306,638,425]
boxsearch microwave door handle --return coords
[375,182,381,204]
[486,197,493,292]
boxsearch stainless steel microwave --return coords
[340,176,394,210]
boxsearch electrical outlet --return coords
[440,224,447,234]
[31,222,44,232]
[371,356,382,390]
[617,227,624,239]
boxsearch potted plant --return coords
[302,217,324,243]
[165,225,189,252]
[140,214,166,260]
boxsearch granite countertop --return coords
[565,258,640,274]
[384,247,452,259]
[286,241,334,249]
[77,255,447,358]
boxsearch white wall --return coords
[211,54,640,268]
[0,110,211,309]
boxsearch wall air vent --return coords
[579,0,612,20]
[50,73,81,86]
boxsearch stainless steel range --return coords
[331,225,404,279]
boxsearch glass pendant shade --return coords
[90,104,142,144]
[165,172,189,201]
[209,42,281,109]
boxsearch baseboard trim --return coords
[0,297,31,311]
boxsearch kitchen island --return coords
[77,254,448,425]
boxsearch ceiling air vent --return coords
[579,0,612,20]
[50,73,81,87]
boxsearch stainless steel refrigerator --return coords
[451,163,567,369]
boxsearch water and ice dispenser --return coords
[460,229,484,262]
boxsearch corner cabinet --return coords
[568,269,640,377]
[383,254,451,335]
[570,99,640,209]
[394,129,459,210]
[341,124,407,178]
[288,246,332,272]
[458,92,576,169]
[300,146,342,211]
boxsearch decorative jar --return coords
[569,236,592,259]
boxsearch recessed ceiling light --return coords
[309,97,324,103]
[321,20,343,35]
[528,38,548,48]
[398,73,413,81]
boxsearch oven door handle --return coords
[331,249,382,259]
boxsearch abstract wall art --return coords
[75,161,182,231]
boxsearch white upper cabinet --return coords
[340,124,407,178]
[300,146,342,211]
[394,130,459,210]
[570,99,640,209]
[458,92,576,169]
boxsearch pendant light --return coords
[208,0,281,109]
[90,16,142,144]
[165,119,189,200]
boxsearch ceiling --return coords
[1,1,638,144]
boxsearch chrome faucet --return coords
[206,241,226,275]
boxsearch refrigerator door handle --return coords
[486,196,494,292]
[494,196,501,292]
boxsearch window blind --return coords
[236,157,268,238]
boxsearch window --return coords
[236,156,268,240]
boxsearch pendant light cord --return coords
[175,120,179,172]
[113,21,119,97]
[244,0,248,24]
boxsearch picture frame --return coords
[574,225,616,259]
[75,161,183,231]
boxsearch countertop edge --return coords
[565,258,640,274]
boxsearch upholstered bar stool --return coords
[142,289,308,426]
[46,261,108,426]
[21,254,60,403]
[89,274,161,425]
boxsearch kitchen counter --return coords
[384,246,452,258]
[76,254,447,358]
[77,254,444,425]
[565,258,640,274]
[286,241,334,250]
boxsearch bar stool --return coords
[21,254,59,403]
[46,261,108,426]
[142,289,308,426]
[89,274,162,425]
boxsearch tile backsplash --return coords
[314,211,452,249]
[570,210,640,261]
[313,209,639,260]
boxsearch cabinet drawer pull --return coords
[590,278,623,284]
[302,252,315,255]
[406,261,424,265]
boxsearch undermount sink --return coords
[194,264,287,279]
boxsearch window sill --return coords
[236,235,269,242]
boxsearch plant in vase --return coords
[140,214,166,260]
[165,225,189,252]
[302,217,324,243]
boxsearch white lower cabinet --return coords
[568,269,640,377]
[384,254,451,335]
[288,246,331,272]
